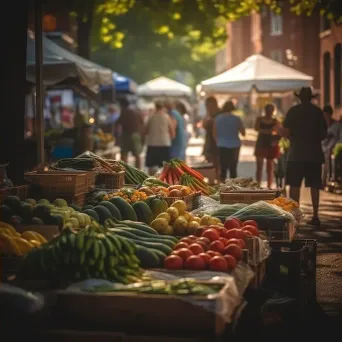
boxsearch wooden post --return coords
[34,0,45,172]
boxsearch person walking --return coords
[213,100,246,182]
[280,87,327,226]
[202,96,220,181]
[144,102,174,175]
[115,98,143,169]
[254,104,280,188]
[165,101,186,161]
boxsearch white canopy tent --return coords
[200,54,313,94]
[137,76,192,97]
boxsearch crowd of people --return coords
[201,87,342,226]
[113,99,189,175]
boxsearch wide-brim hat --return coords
[294,87,318,100]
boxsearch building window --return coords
[323,52,331,104]
[271,50,283,63]
[270,12,283,36]
[334,44,341,106]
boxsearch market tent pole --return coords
[34,0,45,172]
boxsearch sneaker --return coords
[307,217,321,227]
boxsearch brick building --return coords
[320,20,342,108]
[215,4,321,102]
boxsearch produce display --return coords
[0,195,94,228]
[118,160,148,185]
[104,187,149,204]
[164,218,260,272]
[267,197,299,212]
[0,222,47,256]
[21,224,143,284]
[158,159,215,195]
[86,278,224,296]
[150,200,205,236]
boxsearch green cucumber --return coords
[135,245,160,268]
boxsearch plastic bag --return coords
[0,284,45,316]
[230,201,297,224]
[190,196,247,217]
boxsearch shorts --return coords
[285,162,322,188]
[254,146,280,160]
[120,133,142,156]
[145,146,171,167]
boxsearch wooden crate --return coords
[25,171,95,194]
[164,192,201,211]
[220,191,276,204]
[0,185,28,205]
[52,291,227,337]
[96,171,125,189]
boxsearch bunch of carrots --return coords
[159,159,215,195]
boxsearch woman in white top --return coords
[144,101,175,175]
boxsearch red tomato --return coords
[198,253,211,266]
[217,227,228,237]
[242,229,254,237]
[194,226,208,237]
[242,225,259,237]
[196,237,211,245]
[164,255,183,270]
[243,220,258,229]
[224,218,240,230]
[232,218,242,227]
[236,229,247,241]
[173,242,189,250]
[187,235,198,241]
[218,237,229,246]
[223,228,238,240]
[207,250,221,258]
[239,239,246,249]
[224,255,237,271]
[209,240,225,254]
[223,244,242,261]
[184,255,206,270]
[209,256,228,272]
[226,238,242,248]
[174,248,194,261]
[180,237,194,245]
[202,229,219,242]
[188,243,204,255]
[195,240,209,251]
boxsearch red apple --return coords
[196,237,211,245]
[188,243,204,255]
[198,253,211,266]
[226,238,242,248]
[236,229,247,241]
[218,237,229,246]
[185,255,206,270]
[207,250,221,258]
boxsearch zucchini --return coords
[109,218,159,235]
[109,228,175,248]
[110,229,172,255]
[109,224,178,243]
[135,245,160,268]
[109,197,137,221]
[132,201,154,225]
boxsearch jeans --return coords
[219,147,240,181]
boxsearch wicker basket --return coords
[220,191,276,204]
[37,192,88,207]
[96,171,125,189]
[0,185,29,205]
[164,192,201,211]
[25,171,95,194]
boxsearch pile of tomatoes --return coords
[164,218,259,272]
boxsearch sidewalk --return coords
[298,189,342,318]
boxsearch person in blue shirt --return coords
[165,101,187,160]
[213,100,245,182]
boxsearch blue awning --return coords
[101,72,138,94]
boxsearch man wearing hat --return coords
[281,87,327,226]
